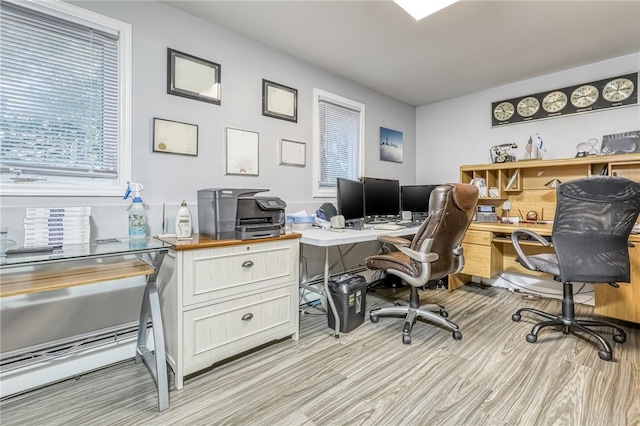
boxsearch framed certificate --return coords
[153,118,198,156]
[280,139,306,167]
[226,127,259,176]
[262,79,297,122]
[167,48,221,105]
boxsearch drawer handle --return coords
[241,313,254,321]
[242,260,254,268]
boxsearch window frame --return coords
[312,88,365,198]
[0,0,132,197]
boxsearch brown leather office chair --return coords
[365,183,478,344]
[511,176,640,360]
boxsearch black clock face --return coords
[491,72,638,127]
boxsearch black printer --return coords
[197,188,286,240]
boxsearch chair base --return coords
[512,307,627,361]
[370,298,462,345]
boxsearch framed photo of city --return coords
[380,127,403,163]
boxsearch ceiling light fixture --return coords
[393,0,459,21]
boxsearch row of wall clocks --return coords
[491,72,638,127]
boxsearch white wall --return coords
[416,53,640,184]
[0,0,416,244]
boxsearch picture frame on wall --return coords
[152,118,198,156]
[279,139,306,167]
[262,79,297,122]
[167,48,221,105]
[225,127,259,176]
[379,127,403,163]
[600,130,640,155]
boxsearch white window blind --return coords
[314,90,364,197]
[0,1,121,182]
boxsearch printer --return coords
[197,188,286,240]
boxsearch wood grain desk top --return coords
[154,232,301,251]
[468,222,640,242]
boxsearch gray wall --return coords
[416,53,640,184]
[0,0,416,244]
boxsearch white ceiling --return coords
[164,0,640,106]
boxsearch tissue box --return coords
[286,215,315,230]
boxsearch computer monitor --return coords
[361,177,400,219]
[336,178,364,221]
[401,185,438,215]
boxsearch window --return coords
[0,0,132,196]
[312,88,364,198]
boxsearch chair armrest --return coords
[511,229,551,271]
[377,235,411,247]
[397,246,439,263]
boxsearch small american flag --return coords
[525,136,533,153]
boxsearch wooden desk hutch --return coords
[451,153,640,324]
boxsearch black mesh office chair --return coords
[365,183,478,344]
[511,176,640,360]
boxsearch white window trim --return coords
[0,0,132,197]
[312,88,365,198]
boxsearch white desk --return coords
[298,226,419,337]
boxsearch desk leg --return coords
[448,272,472,291]
[324,246,340,338]
[135,252,169,412]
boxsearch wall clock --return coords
[602,77,635,102]
[571,85,598,108]
[494,101,515,121]
[517,97,539,117]
[491,72,638,127]
[542,91,568,113]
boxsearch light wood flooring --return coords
[1,284,639,426]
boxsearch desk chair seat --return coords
[365,183,478,344]
[511,176,640,361]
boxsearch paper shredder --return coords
[327,274,367,333]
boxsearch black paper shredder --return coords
[327,274,367,333]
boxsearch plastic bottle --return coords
[175,200,192,239]
[123,181,147,240]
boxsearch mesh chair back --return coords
[552,176,640,283]
[411,183,478,280]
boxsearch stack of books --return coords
[23,207,91,247]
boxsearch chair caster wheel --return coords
[512,313,521,322]
[598,350,613,361]
[402,335,411,345]
[370,314,379,323]
[526,334,537,343]
[439,309,449,318]
[613,333,626,344]
[452,330,462,340]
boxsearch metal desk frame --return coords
[297,227,419,337]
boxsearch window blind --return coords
[0,1,119,179]
[318,98,361,189]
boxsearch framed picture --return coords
[167,48,221,105]
[600,130,640,155]
[226,127,259,176]
[153,118,198,156]
[280,139,306,167]
[380,127,403,163]
[262,79,297,122]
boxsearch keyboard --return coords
[373,224,405,231]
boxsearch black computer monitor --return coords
[401,185,438,215]
[336,178,364,220]
[362,177,400,219]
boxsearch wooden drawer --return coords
[462,230,492,245]
[182,240,296,306]
[460,242,493,278]
[182,285,296,374]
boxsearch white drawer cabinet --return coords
[157,235,300,390]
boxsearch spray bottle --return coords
[123,181,147,240]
